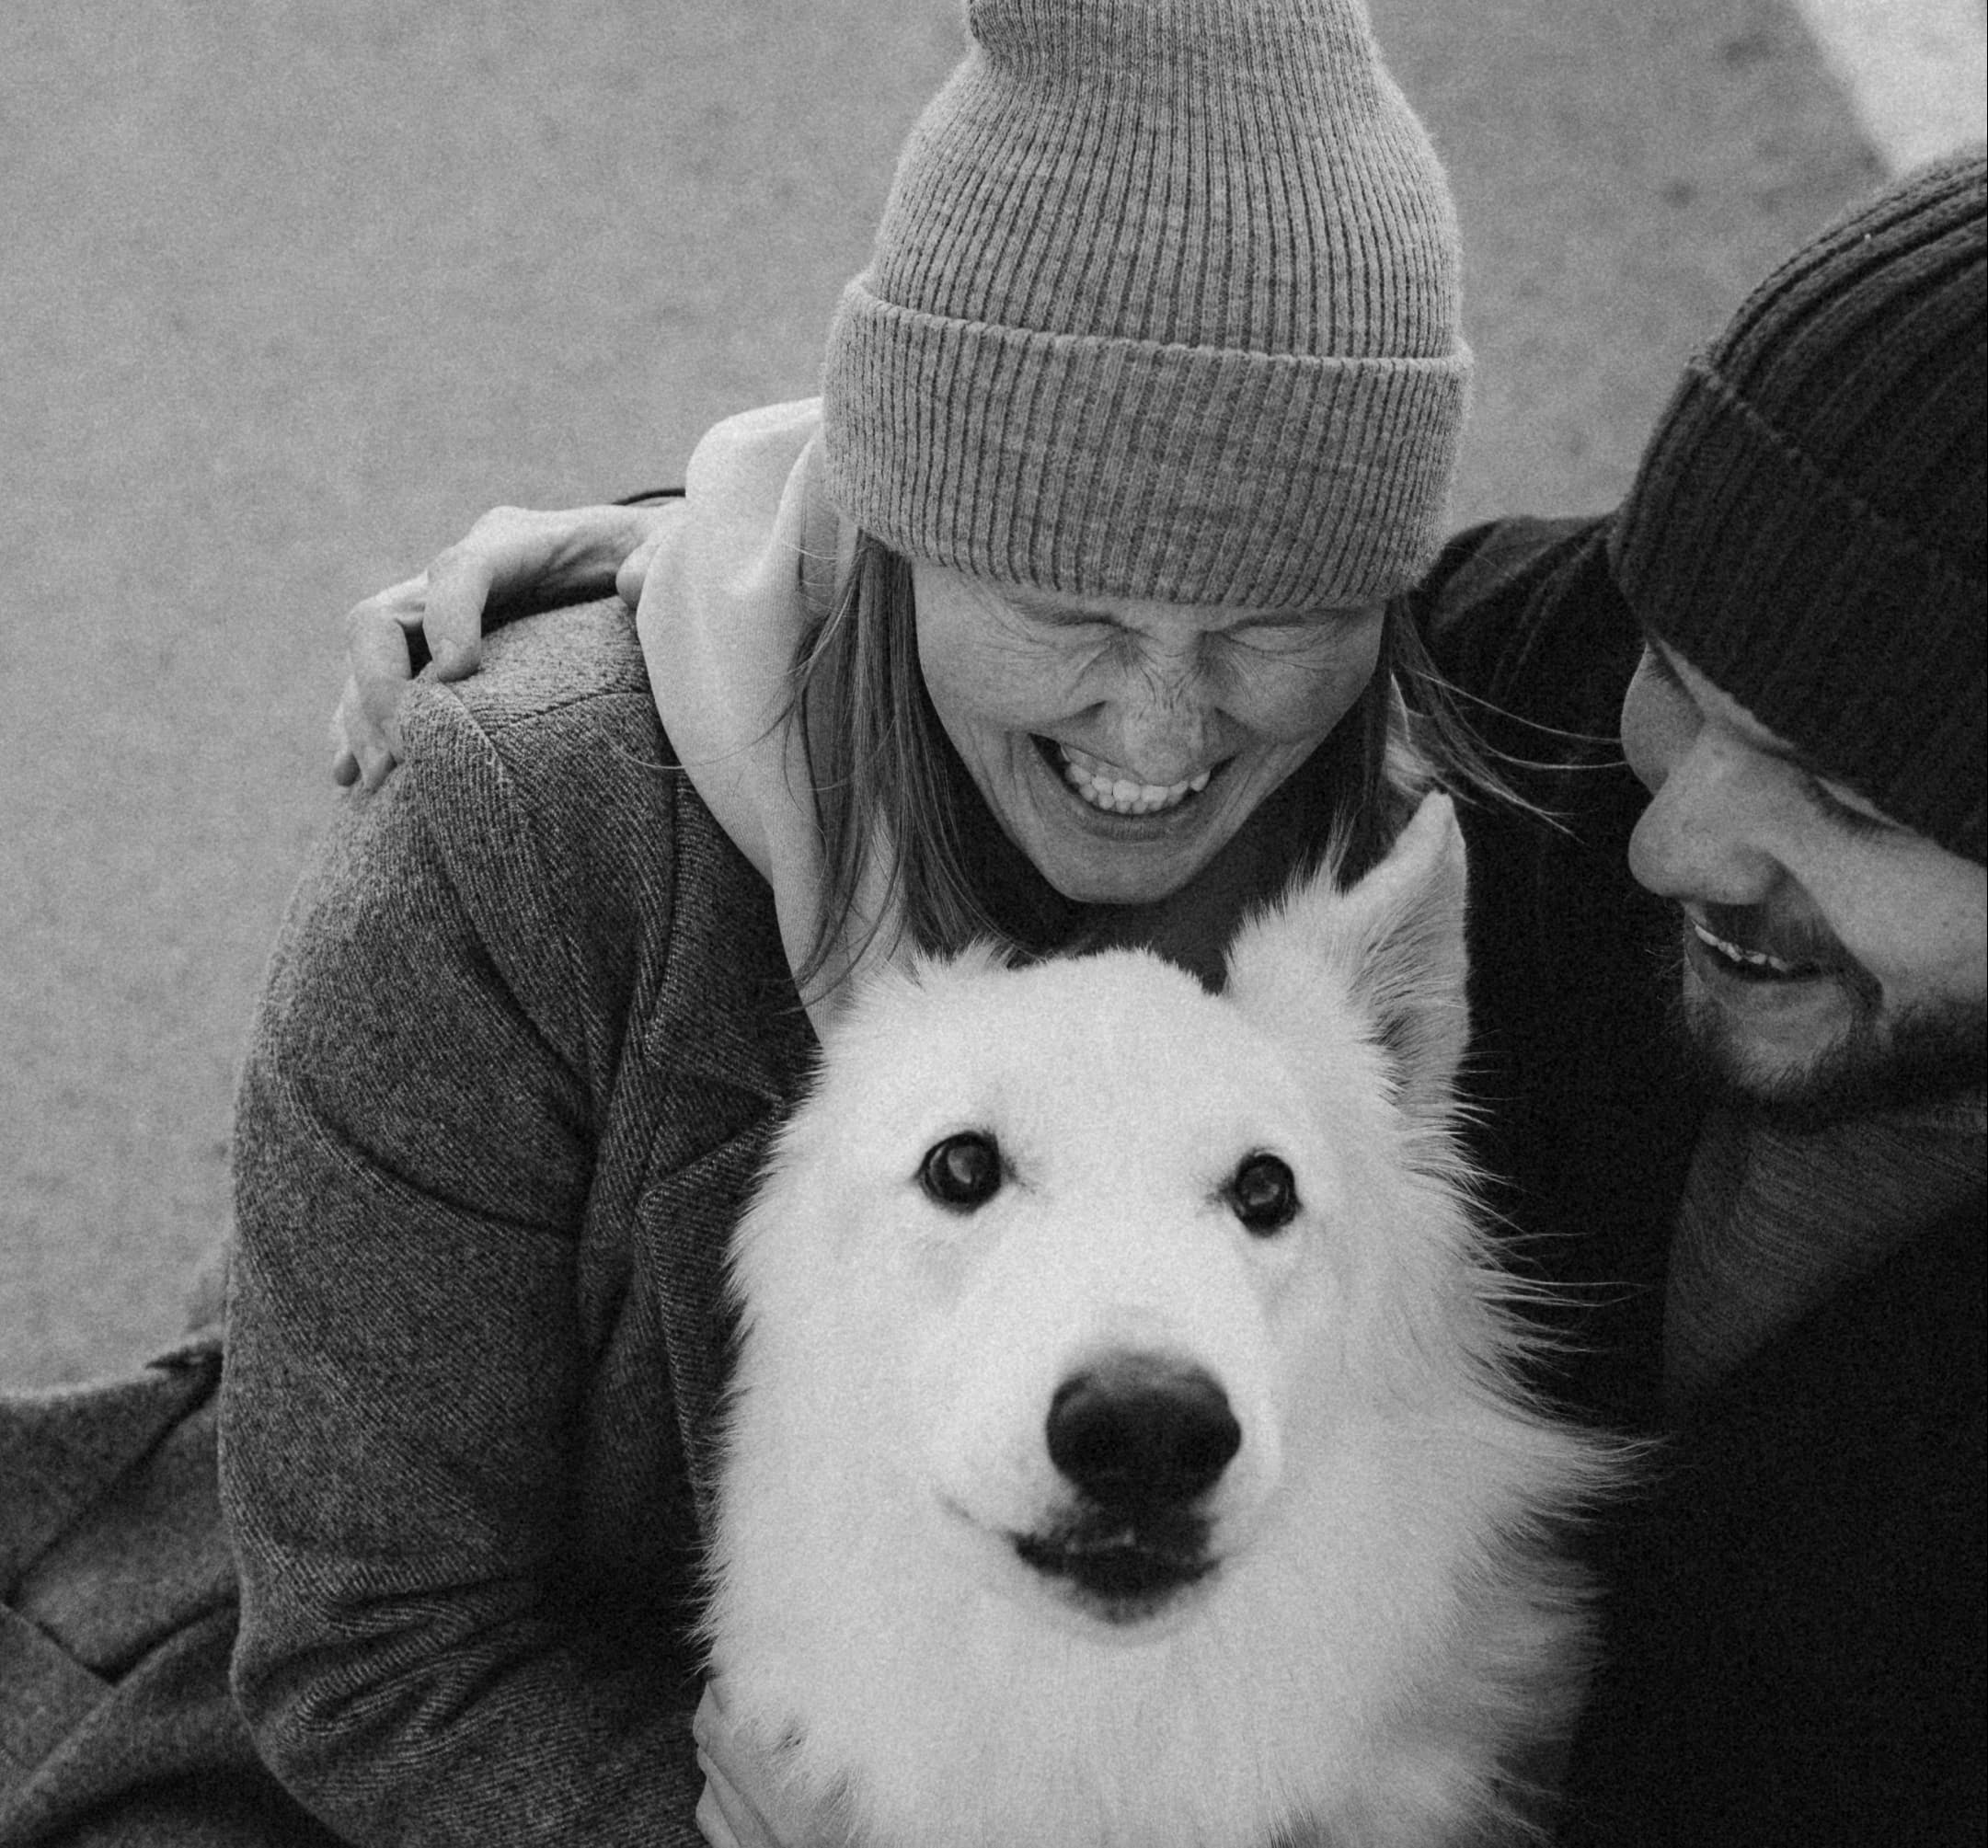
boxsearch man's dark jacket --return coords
[1416,516,1985,1848]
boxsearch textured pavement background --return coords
[1,0,1976,1386]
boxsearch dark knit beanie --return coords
[1611,151,1986,864]
[822,0,1469,611]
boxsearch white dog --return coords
[707,793,1619,1847]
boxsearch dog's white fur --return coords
[707,795,1617,1847]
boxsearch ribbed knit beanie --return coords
[1612,151,1986,864]
[821,0,1468,612]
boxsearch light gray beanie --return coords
[822,0,1469,611]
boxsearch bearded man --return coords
[1418,149,1983,1848]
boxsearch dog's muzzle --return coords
[1014,1354,1241,1621]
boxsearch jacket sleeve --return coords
[221,674,707,1846]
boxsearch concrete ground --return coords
[0,1,1976,1387]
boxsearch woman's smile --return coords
[913,562,1385,907]
[1040,737,1218,819]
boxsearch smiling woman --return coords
[209,4,1497,1844]
[768,518,1509,998]
[793,543,1397,960]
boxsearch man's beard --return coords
[1659,912,1988,1130]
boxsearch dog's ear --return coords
[1224,791,1469,1127]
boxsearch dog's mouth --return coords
[1012,1514,1216,1624]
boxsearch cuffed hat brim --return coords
[1613,362,1985,862]
[1608,151,1985,864]
[825,283,1469,610]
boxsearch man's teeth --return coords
[1691,919,1803,975]
[1057,742,1211,816]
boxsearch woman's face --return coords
[912,561,1385,906]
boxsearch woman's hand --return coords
[694,1678,855,1848]
[330,499,678,791]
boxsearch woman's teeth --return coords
[1056,742,1211,817]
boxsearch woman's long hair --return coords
[787,532,1526,999]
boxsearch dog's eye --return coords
[919,1131,1004,1211]
[1225,1152,1299,1235]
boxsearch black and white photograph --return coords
[3,3,1982,1842]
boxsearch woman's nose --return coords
[1106,683,1215,784]
[1626,737,1779,910]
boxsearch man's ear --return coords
[1224,791,1470,1128]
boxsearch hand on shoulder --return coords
[329,499,678,790]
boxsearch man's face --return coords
[1620,639,1986,1121]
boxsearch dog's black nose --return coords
[1046,1357,1241,1510]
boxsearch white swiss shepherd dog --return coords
[707,793,1619,1847]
